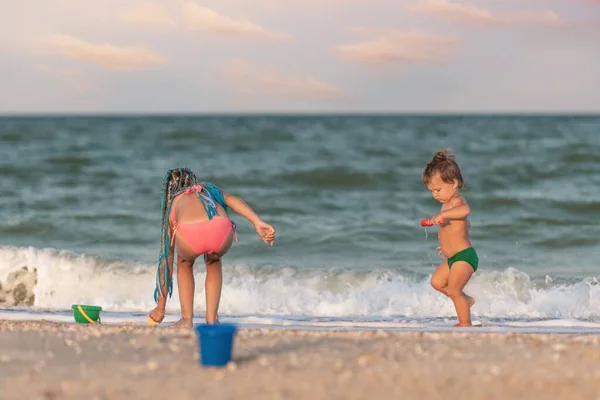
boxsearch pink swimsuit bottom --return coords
[172,218,235,256]
[170,193,236,257]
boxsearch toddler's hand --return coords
[255,220,276,246]
[431,214,446,225]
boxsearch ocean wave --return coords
[1,246,599,321]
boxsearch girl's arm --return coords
[223,191,276,245]
[223,191,262,226]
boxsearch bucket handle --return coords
[77,305,101,325]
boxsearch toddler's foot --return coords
[466,295,475,308]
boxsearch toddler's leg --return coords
[446,261,475,327]
[204,255,223,324]
[175,256,195,328]
[430,260,450,295]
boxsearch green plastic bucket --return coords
[72,304,103,324]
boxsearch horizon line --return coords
[1,110,599,117]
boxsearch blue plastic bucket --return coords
[194,323,238,367]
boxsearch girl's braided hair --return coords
[154,167,198,302]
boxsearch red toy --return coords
[421,219,445,227]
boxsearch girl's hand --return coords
[255,220,276,246]
[436,246,443,257]
[148,305,165,325]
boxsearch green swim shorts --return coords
[448,247,479,272]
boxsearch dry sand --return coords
[1,320,599,400]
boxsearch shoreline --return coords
[2,308,600,335]
[1,320,599,400]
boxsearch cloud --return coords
[223,59,348,101]
[408,0,562,25]
[183,3,287,39]
[307,0,367,3]
[118,2,174,28]
[333,29,459,67]
[43,34,165,70]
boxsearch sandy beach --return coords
[0,321,599,400]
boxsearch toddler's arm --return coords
[437,203,471,220]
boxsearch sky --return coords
[1,0,599,113]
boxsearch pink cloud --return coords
[224,59,348,101]
[408,0,562,25]
[118,3,174,28]
[183,3,287,39]
[333,29,460,67]
[308,0,367,3]
[44,34,165,70]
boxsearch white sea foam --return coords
[1,246,599,325]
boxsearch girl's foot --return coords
[147,307,165,326]
[173,318,193,329]
[453,322,473,327]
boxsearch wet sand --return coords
[1,320,599,400]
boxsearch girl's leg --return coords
[204,255,222,324]
[445,261,475,327]
[175,255,196,328]
[204,230,234,324]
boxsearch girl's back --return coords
[171,190,229,225]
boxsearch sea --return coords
[1,114,599,333]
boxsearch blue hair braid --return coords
[153,167,198,303]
